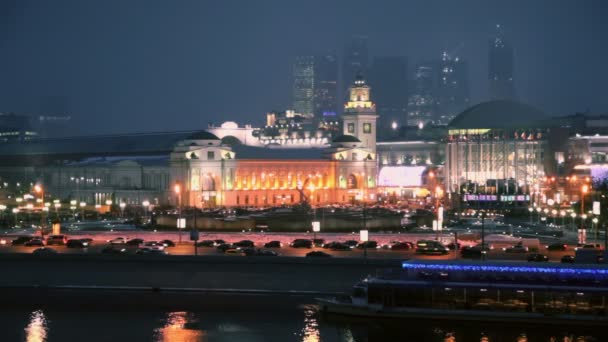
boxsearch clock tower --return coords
[342,74,378,156]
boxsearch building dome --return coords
[332,135,361,143]
[186,131,220,140]
[448,100,547,129]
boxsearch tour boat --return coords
[317,260,608,325]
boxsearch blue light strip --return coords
[401,262,608,277]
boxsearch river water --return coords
[2,301,605,342]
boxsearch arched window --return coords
[347,174,358,189]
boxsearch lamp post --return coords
[570,212,576,230]
[593,217,599,244]
[581,185,589,232]
[174,183,182,243]
[79,201,86,220]
[119,202,126,219]
[105,200,113,216]
[528,207,533,225]
[142,200,150,223]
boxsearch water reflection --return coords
[299,305,320,342]
[24,310,48,342]
[154,311,204,342]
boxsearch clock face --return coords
[363,123,372,133]
[347,123,355,133]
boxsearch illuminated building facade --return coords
[436,52,470,125]
[445,100,550,203]
[0,78,378,208]
[407,63,437,126]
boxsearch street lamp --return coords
[593,217,599,243]
[79,201,86,220]
[119,202,126,218]
[581,185,589,232]
[174,183,182,243]
[142,200,150,224]
[528,207,533,224]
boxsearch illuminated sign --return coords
[378,166,425,187]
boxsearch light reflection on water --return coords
[24,310,48,342]
[15,307,603,342]
[153,311,205,342]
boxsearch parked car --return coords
[313,239,325,247]
[330,243,352,251]
[101,246,127,254]
[546,243,568,251]
[234,240,255,248]
[24,239,45,247]
[290,239,313,248]
[527,253,549,262]
[306,251,331,258]
[32,247,58,255]
[125,238,144,246]
[46,235,67,246]
[196,240,216,247]
[108,237,127,245]
[575,243,602,251]
[446,242,462,250]
[264,240,282,248]
[66,239,89,248]
[214,239,226,245]
[503,243,528,253]
[344,240,358,249]
[242,248,257,256]
[561,255,576,263]
[356,241,378,249]
[11,236,34,246]
[390,242,414,250]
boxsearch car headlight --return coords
[82,242,89,246]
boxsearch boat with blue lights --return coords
[317,260,608,325]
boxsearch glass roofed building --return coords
[445,100,554,205]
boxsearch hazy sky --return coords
[0,0,606,135]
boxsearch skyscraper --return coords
[292,56,315,115]
[313,54,338,117]
[488,24,515,100]
[342,35,369,103]
[407,62,437,126]
[436,51,470,125]
[369,56,408,138]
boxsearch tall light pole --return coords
[119,202,126,219]
[142,200,150,224]
[79,201,86,221]
[34,184,44,231]
[174,183,182,243]
[528,207,533,225]
[581,185,589,232]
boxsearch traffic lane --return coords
[0,243,575,262]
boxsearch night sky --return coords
[0,0,606,135]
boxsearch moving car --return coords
[306,251,331,258]
[313,239,325,247]
[160,239,175,247]
[416,240,449,255]
[503,243,528,253]
[217,243,237,252]
[546,243,568,251]
[32,247,58,255]
[101,246,127,254]
[330,243,352,251]
[460,244,492,258]
[46,235,67,246]
[66,239,89,248]
[344,240,359,249]
[224,248,245,255]
[108,237,127,245]
[561,255,575,263]
[11,236,34,246]
[24,239,45,247]
[527,253,549,262]
[126,238,144,246]
[136,247,167,255]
